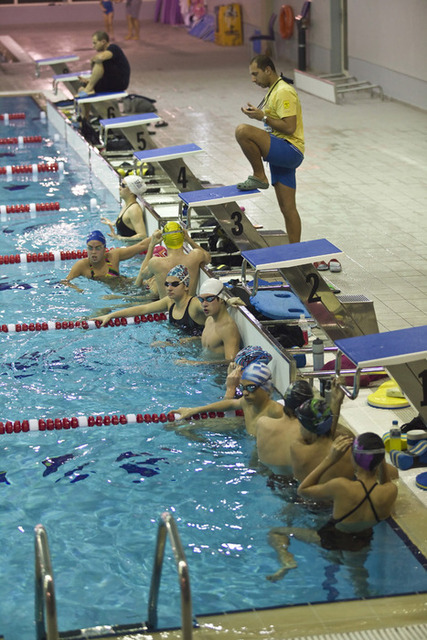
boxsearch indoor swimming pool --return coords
[1,95,426,640]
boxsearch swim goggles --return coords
[164,280,182,288]
[197,295,218,303]
[238,383,259,393]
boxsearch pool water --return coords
[1,96,426,640]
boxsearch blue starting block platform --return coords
[53,70,90,93]
[242,238,343,270]
[179,185,261,208]
[35,55,80,77]
[335,326,427,368]
[75,91,128,105]
[134,143,203,163]
[36,55,79,67]
[335,326,427,422]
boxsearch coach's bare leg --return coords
[235,123,271,185]
[274,182,301,243]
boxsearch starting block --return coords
[35,55,79,78]
[53,70,91,96]
[134,143,203,163]
[178,185,262,228]
[75,91,128,120]
[99,113,161,149]
[241,238,342,293]
[335,325,427,424]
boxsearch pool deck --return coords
[1,19,426,640]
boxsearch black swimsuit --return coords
[169,298,204,336]
[115,204,136,237]
[317,480,380,551]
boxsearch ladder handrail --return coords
[147,512,193,639]
[34,524,59,640]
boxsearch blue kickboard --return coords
[134,144,202,162]
[100,113,159,126]
[179,185,258,206]
[250,289,310,320]
[242,238,342,269]
[335,325,427,368]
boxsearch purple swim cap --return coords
[352,433,385,471]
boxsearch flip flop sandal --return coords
[155,120,168,128]
[236,176,269,191]
[313,261,329,271]
[328,258,342,272]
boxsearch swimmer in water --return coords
[62,229,151,291]
[101,174,147,243]
[94,264,206,335]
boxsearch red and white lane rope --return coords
[0,248,87,264]
[0,113,26,122]
[0,135,42,145]
[0,313,168,334]
[0,409,244,434]
[0,202,60,215]
[0,161,64,175]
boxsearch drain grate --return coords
[293,624,427,640]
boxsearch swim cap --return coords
[87,230,106,246]
[241,362,272,392]
[167,264,190,287]
[162,221,184,249]
[234,346,272,369]
[352,433,385,471]
[284,380,313,412]
[123,174,147,197]
[295,398,333,435]
[153,245,168,257]
[199,278,226,300]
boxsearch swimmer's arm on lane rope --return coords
[135,230,162,286]
[174,397,243,421]
[93,295,170,326]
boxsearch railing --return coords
[147,512,193,639]
[34,524,59,640]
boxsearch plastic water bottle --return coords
[389,419,401,450]
[312,338,324,371]
[298,314,309,345]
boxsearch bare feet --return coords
[266,559,297,582]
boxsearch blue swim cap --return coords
[241,362,272,392]
[87,230,106,246]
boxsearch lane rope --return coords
[0,313,168,334]
[0,202,60,215]
[0,408,244,434]
[0,161,64,175]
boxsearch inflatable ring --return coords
[279,5,294,39]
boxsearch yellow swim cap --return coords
[162,221,184,249]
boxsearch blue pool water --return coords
[1,96,426,640]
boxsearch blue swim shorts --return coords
[265,134,304,189]
[102,0,114,14]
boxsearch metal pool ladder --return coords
[34,512,193,639]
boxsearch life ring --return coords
[279,5,294,39]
